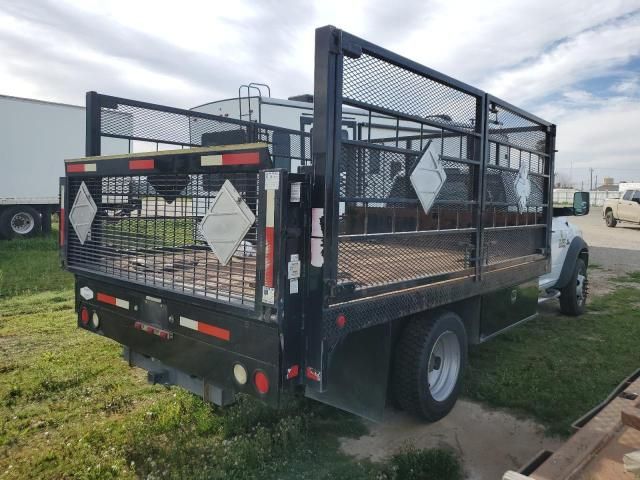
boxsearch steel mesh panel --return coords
[337,231,474,290]
[66,173,258,306]
[100,101,311,166]
[343,53,478,128]
[484,227,545,265]
[339,143,477,233]
[488,102,547,154]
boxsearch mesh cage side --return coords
[100,100,311,166]
[343,53,478,128]
[487,102,548,154]
[66,173,258,306]
[337,231,474,290]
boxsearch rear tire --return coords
[392,311,467,422]
[0,206,42,239]
[605,211,617,227]
[559,258,588,316]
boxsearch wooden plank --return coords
[623,451,640,474]
[503,472,532,480]
[622,406,640,431]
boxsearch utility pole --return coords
[590,168,594,191]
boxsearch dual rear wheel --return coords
[392,311,467,421]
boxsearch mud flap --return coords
[305,323,391,421]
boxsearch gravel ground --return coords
[569,210,640,273]
[341,210,640,480]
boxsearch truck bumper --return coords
[74,275,281,406]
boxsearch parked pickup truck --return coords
[603,190,640,227]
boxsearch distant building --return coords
[596,182,619,192]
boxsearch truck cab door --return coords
[619,190,635,221]
[632,191,640,223]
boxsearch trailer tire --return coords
[559,258,587,316]
[0,206,42,239]
[605,211,617,227]
[392,311,467,422]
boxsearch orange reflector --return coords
[254,371,269,394]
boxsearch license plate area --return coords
[141,296,170,329]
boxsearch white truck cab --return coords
[539,192,590,315]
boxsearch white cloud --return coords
[0,0,639,183]
[484,11,640,105]
[612,77,640,95]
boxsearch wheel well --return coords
[605,207,612,214]
[390,297,481,350]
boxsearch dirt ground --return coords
[340,210,640,479]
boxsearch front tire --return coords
[0,206,42,239]
[605,211,617,227]
[559,258,588,316]
[392,311,467,422]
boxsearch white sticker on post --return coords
[290,182,301,202]
[262,286,275,305]
[290,278,299,294]
[264,172,280,191]
[288,254,301,279]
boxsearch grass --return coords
[0,235,72,298]
[0,230,461,480]
[464,271,640,435]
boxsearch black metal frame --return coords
[306,26,555,391]
[65,26,555,410]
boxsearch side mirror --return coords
[573,191,590,216]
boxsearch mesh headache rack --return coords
[64,144,272,307]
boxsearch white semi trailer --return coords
[0,95,87,238]
[0,95,127,238]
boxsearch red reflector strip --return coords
[179,316,230,341]
[96,292,130,310]
[305,367,321,382]
[222,152,260,165]
[264,226,275,288]
[129,159,155,170]
[286,365,299,380]
[66,163,96,173]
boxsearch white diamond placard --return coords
[199,180,256,266]
[69,181,97,245]
[514,161,531,212]
[410,147,447,214]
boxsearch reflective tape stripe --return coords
[129,159,155,170]
[264,188,276,289]
[201,154,222,166]
[96,292,130,310]
[200,152,260,166]
[66,163,96,173]
[222,152,259,165]
[179,316,230,341]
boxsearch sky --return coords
[1,0,639,187]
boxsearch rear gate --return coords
[63,143,292,404]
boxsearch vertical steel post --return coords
[305,25,343,391]
[85,91,101,157]
[545,124,556,263]
[474,95,489,279]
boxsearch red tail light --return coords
[80,307,90,326]
[253,371,269,394]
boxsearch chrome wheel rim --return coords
[576,273,587,306]
[10,212,35,235]
[427,331,461,402]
